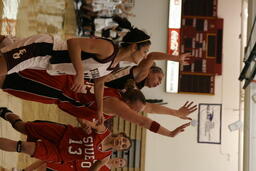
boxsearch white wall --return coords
[131,0,243,171]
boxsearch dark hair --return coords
[150,66,164,75]
[112,15,132,31]
[121,28,151,50]
[112,132,132,151]
[120,83,146,104]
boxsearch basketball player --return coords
[0,34,191,123]
[16,119,127,171]
[0,27,151,125]
[1,70,195,138]
[0,108,131,166]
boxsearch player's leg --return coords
[0,54,8,76]
[0,107,26,134]
[0,138,35,156]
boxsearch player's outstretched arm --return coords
[105,98,189,138]
[77,118,106,133]
[144,101,197,120]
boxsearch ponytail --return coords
[121,79,146,104]
[112,15,132,30]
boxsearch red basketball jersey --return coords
[59,125,112,166]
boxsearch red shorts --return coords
[25,122,66,162]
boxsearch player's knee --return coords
[11,119,23,128]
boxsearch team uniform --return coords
[0,34,119,79]
[25,121,112,165]
[3,69,121,121]
[105,66,146,90]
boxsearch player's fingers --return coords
[181,123,191,128]
[70,83,75,90]
[189,107,198,113]
[184,101,189,107]
[186,101,194,107]
[77,85,84,93]
[189,105,197,110]
[71,83,78,91]
[185,117,192,120]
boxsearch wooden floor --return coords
[0,92,79,170]
[0,0,77,170]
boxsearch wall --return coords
[131,0,243,170]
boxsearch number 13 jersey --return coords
[59,125,112,165]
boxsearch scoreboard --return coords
[180,17,223,75]
[166,0,223,95]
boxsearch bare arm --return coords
[146,52,191,62]
[133,52,191,82]
[144,101,197,120]
[67,38,114,92]
[89,156,110,171]
[77,118,106,133]
[94,76,107,125]
[104,98,189,137]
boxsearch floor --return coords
[0,0,78,170]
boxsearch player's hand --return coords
[71,73,84,93]
[179,53,192,65]
[169,122,190,137]
[96,111,104,125]
[83,125,92,134]
[78,118,93,134]
[176,101,197,120]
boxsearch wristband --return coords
[149,121,160,133]
[16,141,22,153]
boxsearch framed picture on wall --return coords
[197,103,222,144]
